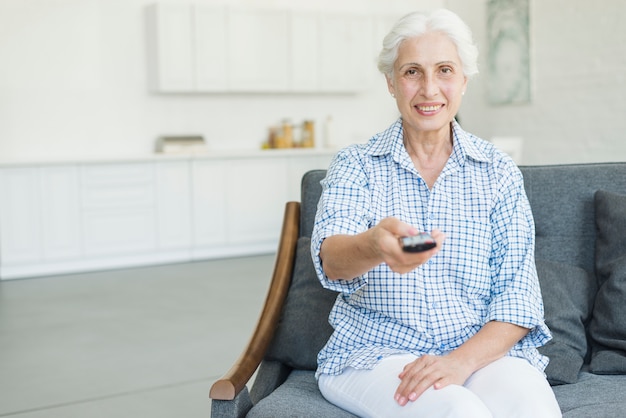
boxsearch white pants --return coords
[318,354,562,418]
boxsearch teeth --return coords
[418,105,441,112]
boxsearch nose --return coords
[421,74,438,98]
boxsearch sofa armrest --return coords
[249,359,292,404]
[210,386,254,418]
[209,201,300,400]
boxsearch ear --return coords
[461,76,468,95]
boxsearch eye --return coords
[439,65,459,76]
[405,68,421,78]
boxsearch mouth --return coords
[415,104,444,114]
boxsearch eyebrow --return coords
[398,60,459,70]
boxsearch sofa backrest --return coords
[263,170,337,371]
[300,170,326,239]
[270,164,626,371]
[302,163,626,273]
[520,163,626,273]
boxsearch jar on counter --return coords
[301,120,315,148]
[281,119,294,148]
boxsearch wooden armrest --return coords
[210,201,301,400]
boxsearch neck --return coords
[403,123,453,188]
[404,123,453,161]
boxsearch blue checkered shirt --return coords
[312,118,551,378]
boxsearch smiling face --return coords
[387,31,468,141]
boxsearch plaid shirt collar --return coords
[365,117,491,168]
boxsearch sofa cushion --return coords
[265,237,337,370]
[247,370,357,418]
[552,371,626,417]
[589,190,626,374]
[536,260,596,384]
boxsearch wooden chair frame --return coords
[210,201,300,400]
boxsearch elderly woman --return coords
[311,9,561,418]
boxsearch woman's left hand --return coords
[394,354,473,406]
[394,321,529,406]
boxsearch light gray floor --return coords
[0,254,275,417]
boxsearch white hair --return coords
[377,9,479,78]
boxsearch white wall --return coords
[2,0,625,165]
[0,0,440,162]
[447,0,626,165]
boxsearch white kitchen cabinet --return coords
[194,5,228,91]
[77,161,193,263]
[191,160,228,250]
[147,3,194,92]
[228,8,289,92]
[0,165,82,275]
[155,161,192,250]
[41,166,81,261]
[225,158,288,245]
[0,150,334,279]
[0,168,42,265]
[286,153,333,201]
[82,209,157,256]
[147,4,373,93]
[191,157,289,258]
[80,163,157,257]
[290,12,319,92]
[148,4,290,93]
[318,13,374,92]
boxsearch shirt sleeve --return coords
[486,162,552,348]
[310,148,371,294]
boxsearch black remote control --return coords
[400,232,436,253]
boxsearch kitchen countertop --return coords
[0,147,338,168]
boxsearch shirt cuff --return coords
[311,236,368,294]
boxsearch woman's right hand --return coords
[372,217,445,274]
[320,217,444,280]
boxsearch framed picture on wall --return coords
[486,0,531,105]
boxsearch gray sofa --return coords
[210,163,626,417]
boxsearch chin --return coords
[413,119,451,134]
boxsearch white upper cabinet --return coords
[318,13,374,92]
[290,12,319,92]
[147,3,373,93]
[194,5,228,91]
[228,8,290,92]
[147,3,194,92]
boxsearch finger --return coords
[395,359,437,405]
[433,377,450,390]
[395,373,435,406]
[430,229,446,244]
[398,357,426,379]
[380,217,419,238]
